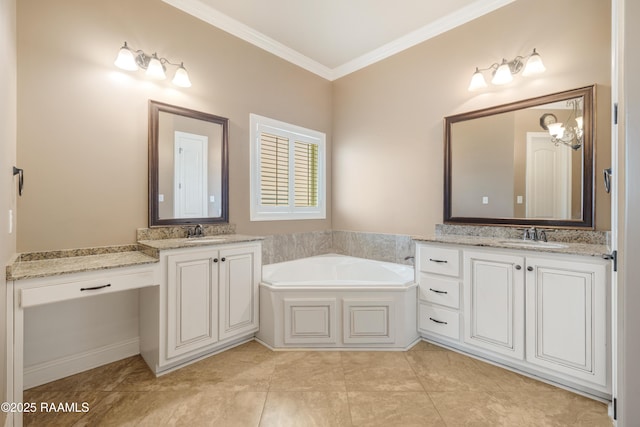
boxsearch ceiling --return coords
[162,0,516,81]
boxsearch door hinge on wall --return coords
[614,103,618,125]
[613,397,617,420]
[602,250,618,272]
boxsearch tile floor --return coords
[23,340,612,426]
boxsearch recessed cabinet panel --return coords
[284,298,336,344]
[463,251,525,360]
[343,299,394,344]
[526,257,608,387]
[218,246,260,341]
[167,254,218,358]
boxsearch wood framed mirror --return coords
[444,86,594,228]
[148,100,229,226]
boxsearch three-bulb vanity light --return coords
[468,48,545,91]
[114,41,192,88]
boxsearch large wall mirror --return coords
[149,100,229,226]
[444,85,594,228]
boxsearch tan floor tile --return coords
[470,358,559,392]
[406,350,503,392]
[497,390,613,426]
[22,390,111,427]
[270,352,346,392]
[26,356,140,393]
[409,340,449,352]
[166,390,266,427]
[428,391,536,426]
[342,352,423,392]
[260,391,351,427]
[348,391,445,426]
[115,350,276,392]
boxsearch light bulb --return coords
[522,48,546,76]
[492,60,513,85]
[172,63,192,87]
[146,54,166,80]
[114,42,138,71]
[548,122,565,139]
[468,68,487,91]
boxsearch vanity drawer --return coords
[418,303,459,340]
[419,274,460,309]
[418,246,460,277]
[20,270,156,308]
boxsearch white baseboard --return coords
[23,338,139,390]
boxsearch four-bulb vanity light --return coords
[114,41,192,88]
[468,48,545,91]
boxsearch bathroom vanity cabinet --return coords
[416,242,610,398]
[140,242,261,373]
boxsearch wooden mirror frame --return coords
[148,100,229,227]
[444,85,595,228]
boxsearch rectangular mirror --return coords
[149,100,229,226]
[444,86,594,228]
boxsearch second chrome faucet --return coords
[523,227,547,242]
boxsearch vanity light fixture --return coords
[468,48,545,91]
[539,98,584,151]
[114,41,192,88]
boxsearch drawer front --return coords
[21,270,156,308]
[418,246,460,277]
[418,303,459,340]
[419,274,460,309]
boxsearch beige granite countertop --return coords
[6,234,264,281]
[412,234,610,258]
[138,234,264,250]
[6,246,159,281]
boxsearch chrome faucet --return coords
[523,227,547,242]
[187,224,205,238]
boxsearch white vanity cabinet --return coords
[416,242,610,398]
[141,242,261,373]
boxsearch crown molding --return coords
[163,0,516,81]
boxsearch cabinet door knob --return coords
[527,266,534,272]
[221,257,226,262]
[213,258,219,263]
[515,265,522,270]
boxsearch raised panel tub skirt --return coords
[257,254,419,349]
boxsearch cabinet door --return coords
[166,252,218,358]
[525,257,608,388]
[218,245,261,341]
[463,251,525,359]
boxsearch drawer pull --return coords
[80,284,111,291]
[429,288,448,294]
[429,317,448,325]
[429,258,448,264]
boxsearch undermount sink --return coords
[497,240,568,249]
[183,237,226,244]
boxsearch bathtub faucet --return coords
[404,255,415,264]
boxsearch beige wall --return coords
[17,0,333,251]
[332,0,611,234]
[1,0,16,418]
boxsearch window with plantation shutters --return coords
[250,114,326,221]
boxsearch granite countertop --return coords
[7,233,265,281]
[412,234,610,258]
[6,245,159,281]
[138,234,264,250]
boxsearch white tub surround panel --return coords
[414,239,611,399]
[258,255,418,349]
